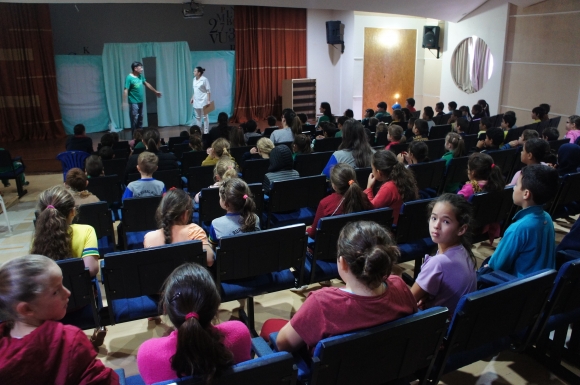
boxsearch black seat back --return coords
[187,166,215,194]
[388,142,408,155]
[102,158,128,183]
[313,137,342,152]
[396,198,435,244]
[73,201,114,241]
[56,258,98,326]
[438,156,469,194]
[121,196,162,233]
[311,307,449,385]
[428,124,452,140]
[230,146,253,167]
[425,138,446,160]
[488,148,519,181]
[409,159,447,191]
[172,143,190,160]
[355,167,372,187]
[180,151,207,174]
[268,175,327,213]
[242,158,270,184]
[463,134,478,151]
[549,138,569,153]
[469,187,514,241]
[167,136,185,151]
[247,135,263,146]
[548,172,580,218]
[85,174,122,206]
[467,120,480,135]
[293,151,333,177]
[102,241,206,323]
[215,224,307,286]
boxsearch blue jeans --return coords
[130,103,143,136]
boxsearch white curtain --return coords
[451,37,492,94]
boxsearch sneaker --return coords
[90,326,107,349]
[290,285,309,293]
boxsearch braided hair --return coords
[155,189,193,244]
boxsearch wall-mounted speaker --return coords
[422,26,440,49]
[326,21,343,45]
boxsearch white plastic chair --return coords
[0,195,12,233]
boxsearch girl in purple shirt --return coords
[411,194,477,314]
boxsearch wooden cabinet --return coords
[282,78,316,120]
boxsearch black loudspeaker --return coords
[326,21,343,45]
[422,26,440,49]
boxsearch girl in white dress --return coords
[190,66,211,133]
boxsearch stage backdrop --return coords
[55,46,235,134]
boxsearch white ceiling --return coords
[10,0,547,23]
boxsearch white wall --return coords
[440,0,509,115]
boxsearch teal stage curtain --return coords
[55,55,108,134]
[102,41,193,130]
[190,51,235,123]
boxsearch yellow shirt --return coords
[70,224,99,259]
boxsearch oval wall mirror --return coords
[450,36,494,94]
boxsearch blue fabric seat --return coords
[56,150,90,181]
[270,307,449,384]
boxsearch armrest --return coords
[478,270,516,287]
[114,368,126,385]
[269,332,280,352]
[251,336,274,357]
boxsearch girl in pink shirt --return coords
[565,115,580,144]
[137,263,251,385]
[364,150,418,224]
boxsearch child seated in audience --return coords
[189,125,202,136]
[435,102,445,117]
[542,127,560,142]
[0,255,118,384]
[510,138,551,186]
[405,117,416,141]
[501,114,518,142]
[263,145,300,195]
[291,134,312,160]
[122,152,165,200]
[65,168,100,206]
[335,115,348,138]
[188,134,203,152]
[390,109,405,126]
[411,194,477,314]
[268,221,417,354]
[365,150,418,224]
[374,101,390,120]
[447,110,463,128]
[459,105,472,121]
[422,106,435,129]
[262,115,279,138]
[137,263,251,385]
[531,107,546,123]
[478,99,491,117]
[456,118,469,136]
[31,186,99,276]
[501,128,539,150]
[448,101,457,113]
[458,153,505,243]
[397,141,429,166]
[306,163,372,239]
[229,126,246,148]
[208,178,260,249]
[368,117,379,133]
[555,143,580,176]
[477,117,493,141]
[202,138,235,167]
[144,189,214,266]
[442,133,466,166]
[565,115,580,144]
[412,119,429,142]
[361,108,374,128]
[480,164,559,277]
[241,119,261,144]
[100,133,113,149]
[473,127,504,153]
[194,158,237,203]
[85,154,104,178]
[245,137,274,164]
[99,146,114,160]
[471,104,485,121]
[315,122,339,140]
[385,125,405,151]
[130,129,145,151]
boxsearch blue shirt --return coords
[208,212,261,248]
[122,178,166,201]
[488,205,555,277]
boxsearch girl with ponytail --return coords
[365,150,419,224]
[267,221,417,353]
[137,263,251,384]
[144,189,214,266]
[208,178,260,249]
[31,185,100,276]
[307,163,372,238]
[194,158,238,203]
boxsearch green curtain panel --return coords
[55,55,109,134]
[102,41,193,130]
[190,50,235,122]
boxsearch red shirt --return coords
[364,181,403,224]
[307,193,344,238]
[290,275,417,354]
[0,321,118,385]
[385,141,400,151]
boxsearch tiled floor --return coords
[2,173,577,384]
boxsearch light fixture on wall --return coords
[378,29,400,48]
[183,1,204,18]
